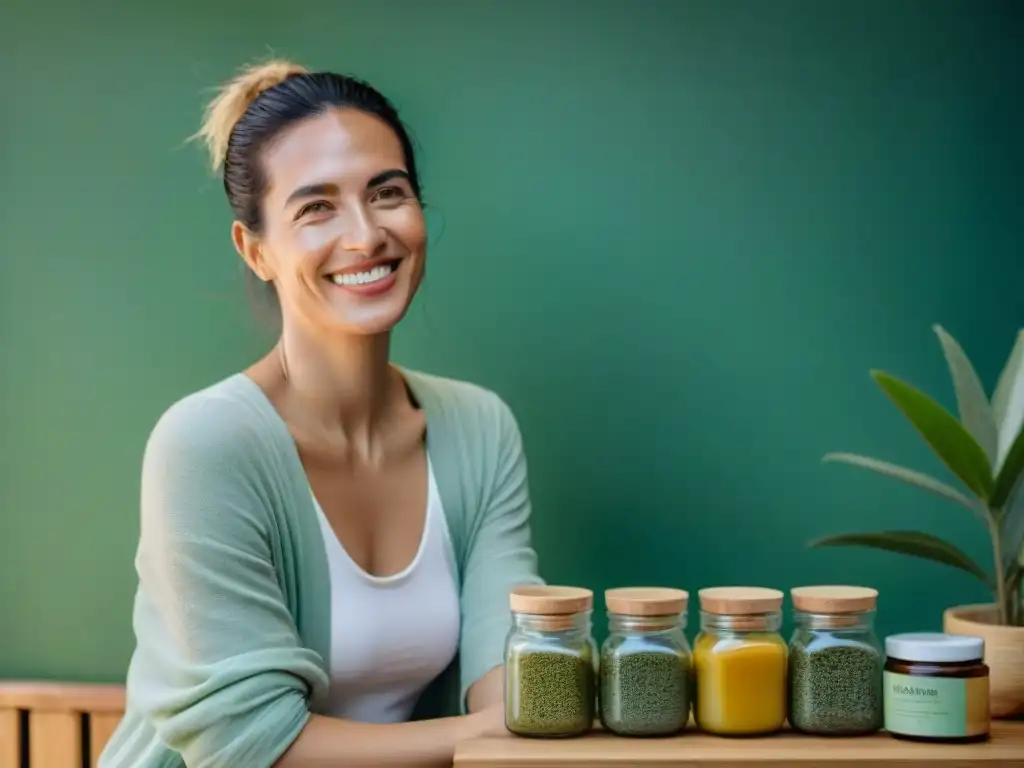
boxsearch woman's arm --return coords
[275,637,508,767]
[274,709,495,768]
[455,391,545,712]
[466,667,504,711]
[277,672,509,768]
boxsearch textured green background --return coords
[1,0,1022,682]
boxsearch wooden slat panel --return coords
[0,708,20,768]
[0,681,125,714]
[28,711,82,768]
[89,713,122,768]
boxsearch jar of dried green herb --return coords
[788,586,884,736]
[504,585,596,738]
[599,587,692,737]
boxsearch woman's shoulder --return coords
[143,372,290,475]
[401,367,528,513]
[137,373,301,542]
[401,367,521,440]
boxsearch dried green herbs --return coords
[506,647,595,737]
[600,645,691,736]
[788,640,883,735]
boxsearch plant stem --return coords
[989,512,1009,625]
[1018,577,1024,627]
[1013,575,1023,626]
[1011,568,1023,627]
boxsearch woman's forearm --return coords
[274,667,506,767]
[274,711,487,768]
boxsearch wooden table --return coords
[454,720,1024,767]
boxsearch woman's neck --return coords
[256,319,407,459]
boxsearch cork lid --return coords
[509,585,593,615]
[791,585,878,614]
[605,587,689,616]
[698,586,784,615]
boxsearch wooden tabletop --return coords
[454,720,1024,767]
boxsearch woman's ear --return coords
[232,220,271,282]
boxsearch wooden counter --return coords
[454,720,1024,767]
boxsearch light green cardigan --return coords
[100,369,543,768]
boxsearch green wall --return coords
[1,0,1022,683]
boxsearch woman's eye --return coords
[371,186,405,203]
[297,200,334,218]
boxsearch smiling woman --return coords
[98,59,544,768]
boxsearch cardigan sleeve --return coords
[457,393,544,703]
[128,396,329,768]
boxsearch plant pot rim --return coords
[944,603,1024,638]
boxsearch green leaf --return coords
[871,370,994,501]
[808,530,992,588]
[822,452,986,520]
[993,426,1024,509]
[933,325,999,465]
[993,330,1024,431]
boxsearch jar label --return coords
[883,671,989,738]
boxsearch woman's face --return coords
[235,107,426,337]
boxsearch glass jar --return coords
[692,586,787,736]
[599,587,692,737]
[788,585,884,736]
[883,633,990,743]
[504,585,596,738]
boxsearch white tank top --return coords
[311,457,461,723]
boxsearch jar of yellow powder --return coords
[693,586,787,736]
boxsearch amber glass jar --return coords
[883,633,990,743]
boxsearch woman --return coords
[101,59,543,768]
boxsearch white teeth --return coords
[330,263,396,286]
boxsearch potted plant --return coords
[811,325,1024,719]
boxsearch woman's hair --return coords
[194,58,422,232]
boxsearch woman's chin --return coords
[321,304,412,338]
[313,272,419,338]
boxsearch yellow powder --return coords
[693,631,787,735]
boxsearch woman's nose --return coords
[339,204,386,256]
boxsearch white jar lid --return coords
[885,632,984,663]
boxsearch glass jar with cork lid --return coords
[788,585,884,736]
[504,585,596,738]
[693,586,787,736]
[599,587,692,737]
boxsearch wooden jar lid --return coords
[791,585,878,613]
[509,585,593,615]
[698,586,784,615]
[605,587,689,616]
